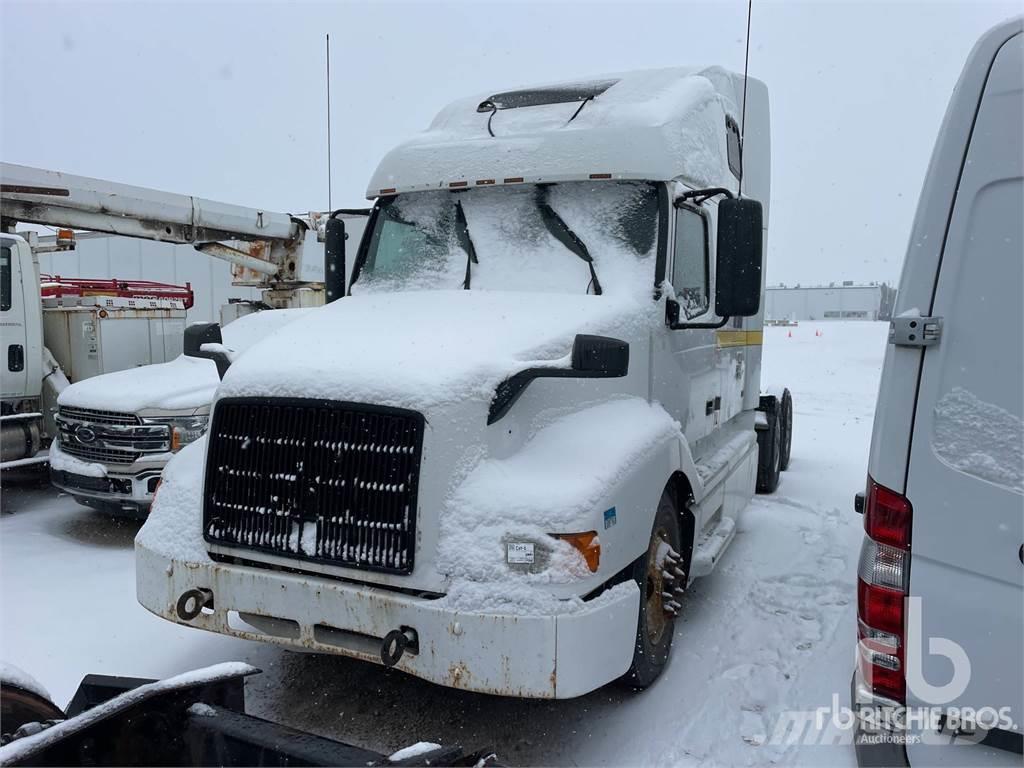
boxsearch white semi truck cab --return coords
[137,66,792,698]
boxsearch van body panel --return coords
[903,26,1023,763]
[867,18,1023,495]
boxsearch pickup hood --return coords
[217,290,654,412]
[58,355,219,414]
[57,307,314,415]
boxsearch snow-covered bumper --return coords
[136,541,640,699]
[51,466,161,513]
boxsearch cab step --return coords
[690,516,736,578]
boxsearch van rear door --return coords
[904,28,1023,762]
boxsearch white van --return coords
[853,16,1023,766]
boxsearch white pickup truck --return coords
[51,308,311,514]
[137,66,793,698]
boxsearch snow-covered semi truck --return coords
[137,66,793,698]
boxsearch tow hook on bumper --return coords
[176,588,214,621]
[381,627,419,667]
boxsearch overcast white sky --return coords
[1,1,1019,285]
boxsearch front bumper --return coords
[137,541,640,699]
[52,468,161,513]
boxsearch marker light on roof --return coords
[475,179,495,186]
[589,173,612,180]
[449,181,468,188]
[503,177,524,184]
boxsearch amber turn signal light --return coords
[554,531,600,572]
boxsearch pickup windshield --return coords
[351,181,659,297]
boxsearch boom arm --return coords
[0,163,316,280]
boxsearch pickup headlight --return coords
[142,415,209,452]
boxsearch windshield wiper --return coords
[536,188,603,295]
[455,199,478,289]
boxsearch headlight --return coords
[142,415,209,451]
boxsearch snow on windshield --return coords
[352,181,658,299]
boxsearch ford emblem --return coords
[75,426,97,444]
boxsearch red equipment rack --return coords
[39,275,194,309]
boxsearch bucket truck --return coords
[1,164,365,484]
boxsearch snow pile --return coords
[388,741,441,761]
[218,290,657,414]
[933,386,1024,493]
[436,399,681,613]
[0,662,254,764]
[0,661,52,701]
[135,437,212,564]
[48,439,106,478]
[57,308,313,413]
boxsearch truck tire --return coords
[0,680,64,739]
[779,388,793,471]
[620,490,683,690]
[756,406,781,494]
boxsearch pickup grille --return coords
[203,398,424,575]
[58,406,140,426]
[56,406,168,465]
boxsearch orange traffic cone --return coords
[787,330,792,338]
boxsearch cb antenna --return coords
[739,0,752,197]
[326,33,333,211]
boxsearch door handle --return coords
[7,344,24,372]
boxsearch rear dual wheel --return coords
[757,388,793,494]
[779,388,793,471]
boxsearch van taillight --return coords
[856,476,912,703]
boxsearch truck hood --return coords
[217,290,654,412]
[58,355,220,414]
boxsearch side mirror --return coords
[324,217,346,303]
[184,322,222,357]
[183,322,231,379]
[715,198,763,318]
[488,335,629,424]
[571,334,629,377]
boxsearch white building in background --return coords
[35,233,259,323]
[765,282,889,322]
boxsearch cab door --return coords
[904,30,1023,762]
[651,200,718,453]
[0,237,29,400]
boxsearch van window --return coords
[672,206,709,318]
[1,246,12,312]
[726,116,742,179]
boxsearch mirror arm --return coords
[668,306,732,330]
[675,187,735,207]
[193,349,232,379]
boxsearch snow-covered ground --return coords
[0,321,888,766]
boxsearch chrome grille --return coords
[57,406,139,425]
[60,443,140,464]
[203,398,424,575]
[56,405,170,466]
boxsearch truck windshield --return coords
[352,181,659,298]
